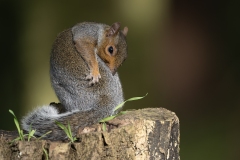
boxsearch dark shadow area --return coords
[156,1,240,159]
[0,1,23,130]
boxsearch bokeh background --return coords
[1,1,240,159]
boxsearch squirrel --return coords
[21,22,128,141]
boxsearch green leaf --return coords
[56,121,67,131]
[73,137,77,142]
[118,111,127,115]
[99,115,116,123]
[68,122,72,138]
[13,118,21,136]
[102,122,106,131]
[99,93,147,124]
[27,125,35,141]
[67,122,74,143]
[37,131,52,140]
[114,93,148,111]
[28,130,36,141]
[9,110,16,117]
[56,121,76,143]
[11,137,21,144]
[55,121,65,130]
[20,130,25,141]
[42,146,49,160]
[56,122,69,137]
[10,110,24,140]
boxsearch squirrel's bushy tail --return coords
[21,104,112,140]
[21,105,75,140]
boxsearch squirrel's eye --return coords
[108,46,114,54]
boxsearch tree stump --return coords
[0,108,180,160]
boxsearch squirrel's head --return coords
[98,22,128,75]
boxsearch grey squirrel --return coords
[21,22,128,140]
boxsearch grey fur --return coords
[21,22,127,140]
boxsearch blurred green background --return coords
[1,0,240,159]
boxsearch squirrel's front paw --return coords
[86,72,101,85]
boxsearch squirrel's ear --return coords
[107,22,121,37]
[122,27,128,36]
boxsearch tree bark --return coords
[0,108,180,160]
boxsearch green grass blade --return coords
[67,122,74,142]
[65,131,71,140]
[9,109,24,140]
[28,130,36,141]
[9,110,20,134]
[11,137,21,144]
[67,122,72,138]
[56,121,72,142]
[55,121,65,129]
[56,122,68,135]
[9,110,16,117]
[114,93,148,111]
[102,122,106,131]
[73,137,77,142]
[119,111,127,114]
[113,102,125,112]
[27,125,34,141]
[56,121,69,135]
[42,146,49,160]
[13,118,21,136]
[99,115,116,123]
[37,131,52,140]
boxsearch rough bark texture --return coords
[0,108,180,160]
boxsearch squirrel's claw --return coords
[86,72,101,85]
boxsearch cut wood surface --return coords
[0,108,180,160]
